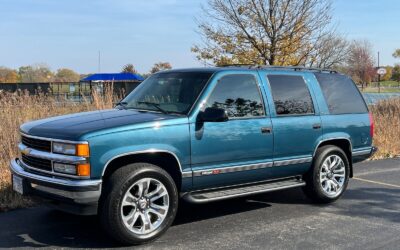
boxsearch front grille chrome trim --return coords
[21,136,52,152]
[21,154,52,171]
[19,160,89,180]
[19,143,87,164]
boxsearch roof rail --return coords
[257,65,337,74]
[218,64,256,68]
[218,64,337,73]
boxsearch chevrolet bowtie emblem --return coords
[21,148,31,155]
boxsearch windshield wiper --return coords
[137,101,169,114]
[115,101,128,109]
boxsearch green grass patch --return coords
[360,87,400,93]
[370,81,400,87]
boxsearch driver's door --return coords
[190,72,274,189]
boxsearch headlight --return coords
[52,142,90,157]
[53,142,76,155]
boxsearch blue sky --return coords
[0,0,399,74]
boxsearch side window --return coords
[267,75,315,116]
[206,74,265,118]
[314,73,368,114]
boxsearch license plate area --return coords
[12,175,24,195]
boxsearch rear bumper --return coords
[352,146,378,163]
[10,158,102,215]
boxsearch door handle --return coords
[312,123,321,129]
[261,127,272,134]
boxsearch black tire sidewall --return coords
[101,163,178,245]
[312,146,350,202]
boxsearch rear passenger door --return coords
[264,73,322,177]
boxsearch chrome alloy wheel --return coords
[120,178,169,235]
[320,155,346,197]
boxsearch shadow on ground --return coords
[0,185,398,248]
[0,193,277,248]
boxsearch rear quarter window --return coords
[267,75,315,116]
[314,73,368,114]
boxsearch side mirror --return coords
[198,107,229,122]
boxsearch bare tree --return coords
[192,0,347,67]
[54,68,80,82]
[392,49,400,59]
[121,64,137,74]
[0,67,19,83]
[310,34,349,68]
[347,40,375,88]
[18,64,54,83]
[150,62,172,74]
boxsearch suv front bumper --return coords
[10,158,102,215]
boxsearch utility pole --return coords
[98,51,101,73]
[378,51,380,93]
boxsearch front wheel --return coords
[303,145,350,203]
[99,163,178,245]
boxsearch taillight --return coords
[369,112,374,138]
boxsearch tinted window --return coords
[122,72,212,114]
[314,73,368,114]
[206,74,264,118]
[267,75,314,115]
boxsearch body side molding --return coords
[192,156,312,177]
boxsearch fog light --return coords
[53,162,76,175]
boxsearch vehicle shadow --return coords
[0,185,398,248]
[0,192,279,248]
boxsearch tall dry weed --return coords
[0,88,116,211]
[370,98,400,159]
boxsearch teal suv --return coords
[10,66,377,245]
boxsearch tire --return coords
[302,145,350,203]
[99,163,179,245]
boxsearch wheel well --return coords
[316,139,353,177]
[103,152,182,190]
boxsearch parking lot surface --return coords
[0,158,399,249]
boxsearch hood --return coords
[20,109,181,141]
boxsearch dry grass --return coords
[0,91,399,211]
[0,89,114,211]
[370,98,400,159]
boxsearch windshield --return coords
[119,72,213,114]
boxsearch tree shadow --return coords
[336,186,400,223]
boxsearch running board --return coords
[183,177,305,203]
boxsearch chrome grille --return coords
[21,135,51,152]
[21,154,52,172]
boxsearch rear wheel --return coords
[303,145,350,203]
[99,163,178,245]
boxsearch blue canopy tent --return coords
[80,73,144,96]
[80,73,144,82]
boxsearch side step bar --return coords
[182,177,305,203]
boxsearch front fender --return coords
[85,124,191,178]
